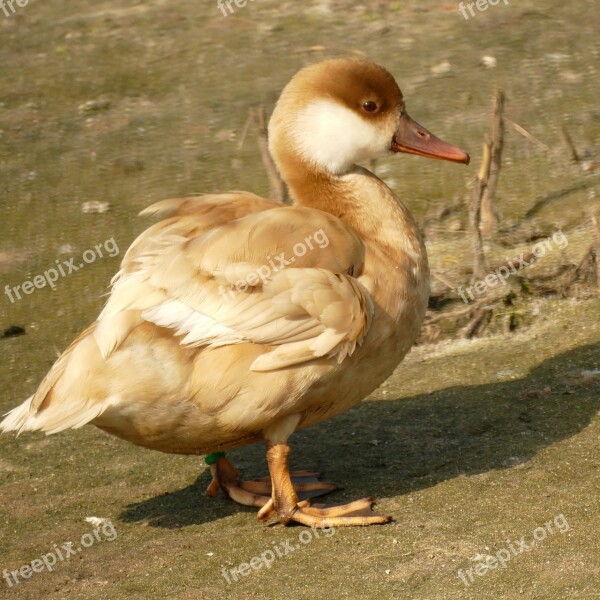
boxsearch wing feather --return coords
[96,195,373,371]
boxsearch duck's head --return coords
[269,59,469,177]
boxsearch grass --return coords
[0,1,598,598]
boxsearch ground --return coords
[0,1,599,599]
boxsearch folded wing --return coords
[97,193,374,371]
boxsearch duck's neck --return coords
[283,158,426,267]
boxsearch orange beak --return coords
[392,112,470,164]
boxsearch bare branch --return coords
[468,138,491,280]
[560,125,580,164]
[480,90,505,238]
[251,105,288,204]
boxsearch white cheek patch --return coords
[293,100,390,174]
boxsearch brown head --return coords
[269,59,469,178]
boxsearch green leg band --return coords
[205,451,226,465]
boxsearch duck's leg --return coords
[260,442,392,527]
[206,454,337,509]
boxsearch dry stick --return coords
[425,285,508,325]
[237,111,254,151]
[480,90,505,238]
[431,271,458,291]
[458,308,489,339]
[557,214,600,292]
[561,245,593,293]
[425,302,476,326]
[252,105,288,204]
[560,125,580,164]
[489,251,536,277]
[468,139,491,280]
[592,212,600,288]
[506,118,550,152]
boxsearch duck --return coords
[1,59,469,527]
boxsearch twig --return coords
[592,212,600,288]
[480,90,505,238]
[478,138,492,183]
[560,125,580,164]
[569,246,593,288]
[468,139,491,280]
[487,251,536,275]
[431,271,458,290]
[506,118,550,152]
[251,105,288,204]
[458,308,491,338]
[236,112,254,151]
[425,286,508,325]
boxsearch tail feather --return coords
[0,395,35,435]
[32,402,108,435]
[0,323,109,436]
[29,323,96,413]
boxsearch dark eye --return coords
[362,101,378,113]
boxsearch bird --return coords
[1,59,469,527]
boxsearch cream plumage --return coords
[2,59,468,527]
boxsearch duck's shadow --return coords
[120,342,599,528]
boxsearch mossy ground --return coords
[0,1,598,598]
